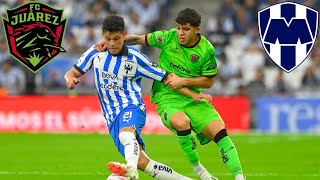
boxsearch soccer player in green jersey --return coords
[95,8,245,180]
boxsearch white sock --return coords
[235,174,245,180]
[144,159,193,180]
[119,131,139,169]
[192,162,205,174]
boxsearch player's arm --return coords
[181,75,215,88]
[125,35,146,45]
[65,46,97,89]
[164,73,215,89]
[175,87,212,102]
[163,73,212,101]
[64,67,82,90]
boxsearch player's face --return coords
[176,23,200,47]
[103,31,127,55]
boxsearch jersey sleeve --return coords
[201,47,218,76]
[74,46,98,74]
[145,29,171,49]
[135,52,168,82]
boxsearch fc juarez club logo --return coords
[2,2,67,73]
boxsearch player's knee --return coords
[214,129,228,144]
[170,114,190,131]
[119,131,136,145]
[173,120,190,131]
[202,120,225,141]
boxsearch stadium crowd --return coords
[0,0,319,115]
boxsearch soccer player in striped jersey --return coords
[65,15,196,180]
[95,8,246,180]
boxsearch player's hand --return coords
[93,39,107,52]
[192,93,212,103]
[65,77,80,90]
[164,73,185,89]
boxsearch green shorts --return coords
[156,99,222,145]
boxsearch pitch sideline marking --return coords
[0,171,319,177]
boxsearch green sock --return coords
[217,136,243,177]
[177,130,200,166]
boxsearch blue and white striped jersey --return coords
[74,45,167,124]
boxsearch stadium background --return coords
[0,0,319,179]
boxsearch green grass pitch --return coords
[0,133,319,180]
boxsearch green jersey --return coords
[147,28,218,103]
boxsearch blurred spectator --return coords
[311,39,320,60]
[239,25,265,77]
[207,11,234,34]
[240,0,258,27]
[210,77,233,96]
[109,0,134,16]
[126,8,147,35]
[219,0,238,31]
[301,65,319,88]
[78,20,100,49]
[82,0,110,27]
[24,69,45,95]
[233,7,250,34]
[125,8,147,51]
[235,84,248,97]
[47,69,64,89]
[247,68,267,100]
[311,56,320,81]
[132,0,160,31]
[59,0,90,26]
[218,52,240,80]
[63,31,84,54]
[0,60,25,95]
[206,13,231,56]
[0,36,10,64]
[272,70,292,96]
[243,25,263,52]
[11,0,29,6]
[246,68,267,127]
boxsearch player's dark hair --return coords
[175,8,201,27]
[102,15,125,33]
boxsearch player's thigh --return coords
[185,101,223,134]
[169,111,191,131]
[118,105,146,133]
[108,122,125,156]
[156,102,184,133]
[109,105,147,156]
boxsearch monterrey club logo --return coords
[2,2,67,73]
[258,2,318,72]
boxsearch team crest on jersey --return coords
[124,62,133,74]
[2,2,67,73]
[258,2,318,72]
[190,54,200,63]
[157,36,163,45]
